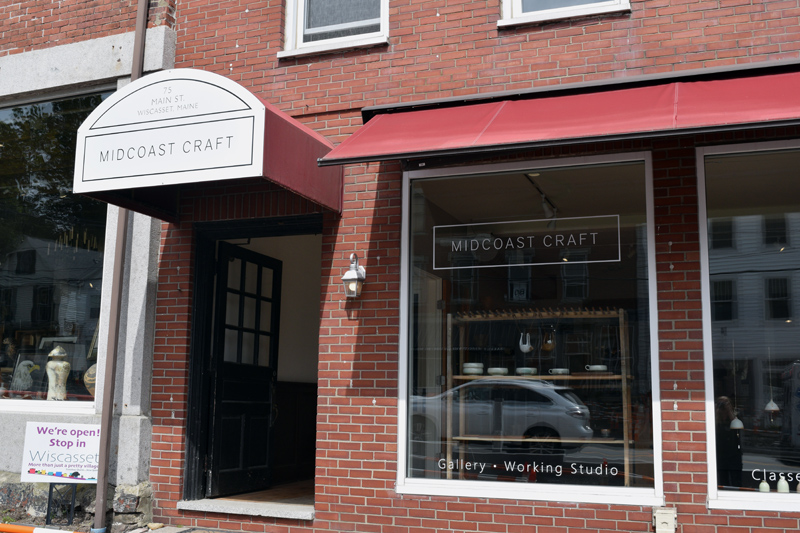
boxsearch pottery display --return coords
[84,363,97,397]
[519,333,533,353]
[45,345,70,401]
[462,363,484,375]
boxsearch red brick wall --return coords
[9,0,800,530]
[149,128,800,532]
[172,0,800,140]
[0,0,175,57]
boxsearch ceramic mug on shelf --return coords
[585,364,608,372]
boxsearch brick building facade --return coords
[2,0,800,532]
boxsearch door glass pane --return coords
[245,262,258,294]
[258,335,271,367]
[260,301,272,332]
[262,268,273,298]
[243,296,257,329]
[241,332,255,365]
[227,258,241,289]
[224,328,238,363]
[225,293,240,326]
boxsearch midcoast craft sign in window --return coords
[401,155,660,501]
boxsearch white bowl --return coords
[463,367,484,375]
[487,367,508,376]
[516,367,537,375]
[463,362,484,367]
[549,368,569,375]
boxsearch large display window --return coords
[0,93,109,405]
[399,154,662,503]
[700,141,800,510]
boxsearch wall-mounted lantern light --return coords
[342,253,366,298]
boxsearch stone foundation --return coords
[0,472,152,530]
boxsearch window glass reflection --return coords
[0,93,109,402]
[705,148,800,492]
[407,161,655,488]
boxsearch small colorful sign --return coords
[20,422,101,484]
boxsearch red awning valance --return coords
[319,69,800,166]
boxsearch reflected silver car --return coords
[412,379,593,453]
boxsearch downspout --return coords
[91,0,148,530]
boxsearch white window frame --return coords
[0,89,112,417]
[699,139,800,512]
[396,152,664,506]
[278,0,389,59]
[498,0,631,28]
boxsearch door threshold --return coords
[177,498,314,520]
[177,480,314,520]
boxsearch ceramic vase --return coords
[46,345,71,401]
[83,363,97,397]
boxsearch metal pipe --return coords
[92,0,148,530]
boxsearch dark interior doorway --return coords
[184,215,321,502]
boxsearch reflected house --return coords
[704,150,800,488]
[708,212,800,431]
[0,234,102,394]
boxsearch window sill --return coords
[396,478,664,507]
[0,399,96,415]
[708,492,800,512]
[497,2,630,28]
[176,499,314,520]
[277,35,389,59]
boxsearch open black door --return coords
[206,241,282,497]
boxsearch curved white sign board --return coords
[74,69,265,193]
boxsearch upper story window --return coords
[710,219,735,249]
[765,277,792,320]
[279,0,389,58]
[499,0,631,27]
[764,215,787,247]
[711,279,737,322]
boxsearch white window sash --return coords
[699,139,800,513]
[282,0,388,56]
[499,0,630,27]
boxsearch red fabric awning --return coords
[319,69,800,166]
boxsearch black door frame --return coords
[183,214,324,500]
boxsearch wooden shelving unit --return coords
[445,307,633,485]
